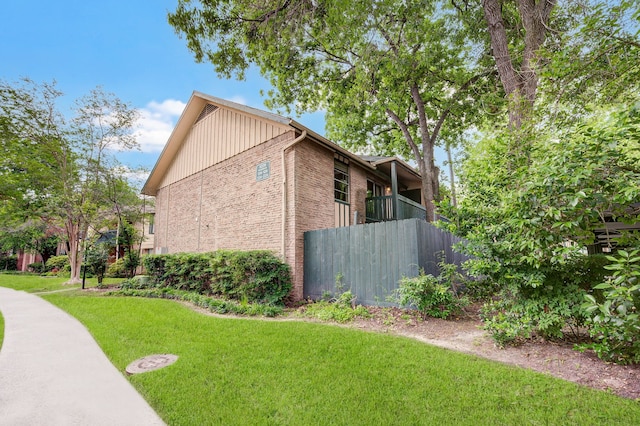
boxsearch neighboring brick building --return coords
[142,92,423,300]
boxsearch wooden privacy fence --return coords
[303,218,470,306]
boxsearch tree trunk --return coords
[385,105,437,222]
[446,144,457,207]
[419,160,437,223]
[482,0,556,128]
[65,219,82,284]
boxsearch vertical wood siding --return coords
[160,107,289,188]
[303,219,470,306]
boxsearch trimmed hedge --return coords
[141,250,291,305]
[107,287,283,317]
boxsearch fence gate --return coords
[303,218,469,306]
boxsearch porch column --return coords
[391,161,399,220]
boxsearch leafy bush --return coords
[46,255,71,275]
[476,255,611,347]
[28,262,45,274]
[299,290,370,323]
[107,287,283,317]
[439,105,640,348]
[84,244,109,284]
[120,275,150,289]
[0,255,18,271]
[392,263,469,319]
[142,250,291,305]
[106,258,127,278]
[122,251,140,279]
[581,249,640,364]
[165,253,214,293]
[142,254,167,283]
[209,250,292,305]
[480,304,532,348]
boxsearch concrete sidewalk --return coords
[0,287,165,426]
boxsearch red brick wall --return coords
[350,165,368,225]
[152,131,375,300]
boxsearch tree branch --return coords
[385,108,422,162]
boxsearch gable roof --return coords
[142,91,421,195]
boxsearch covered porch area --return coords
[360,156,426,223]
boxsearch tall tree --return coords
[441,0,640,345]
[169,0,497,221]
[0,80,140,283]
[472,0,639,129]
[0,80,64,216]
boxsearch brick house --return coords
[142,92,425,300]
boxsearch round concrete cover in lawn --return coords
[126,354,178,375]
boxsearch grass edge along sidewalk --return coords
[39,291,640,426]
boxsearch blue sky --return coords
[1,0,325,178]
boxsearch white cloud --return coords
[134,99,186,152]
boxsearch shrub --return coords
[28,262,45,274]
[0,255,18,271]
[300,290,370,323]
[122,251,140,279]
[45,255,69,271]
[142,255,168,285]
[120,275,151,289]
[106,258,127,278]
[142,250,291,305]
[45,255,70,276]
[581,249,640,364]
[479,255,611,347]
[210,250,292,305]
[107,287,283,317]
[84,244,109,284]
[392,263,469,320]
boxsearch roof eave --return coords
[288,120,375,171]
[370,157,422,180]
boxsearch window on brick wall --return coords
[334,160,349,202]
[334,159,350,227]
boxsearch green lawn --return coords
[0,273,122,293]
[38,291,640,426]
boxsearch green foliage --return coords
[0,255,17,271]
[142,250,291,305]
[27,262,45,274]
[0,79,142,283]
[300,290,371,323]
[478,255,613,347]
[393,268,468,319]
[581,249,640,364]
[169,0,500,218]
[84,243,109,284]
[46,254,69,271]
[122,251,140,279]
[154,253,214,293]
[106,258,127,278]
[109,287,283,317]
[46,255,71,276]
[443,102,640,346]
[115,221,143,279]
[208,250,291,304]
